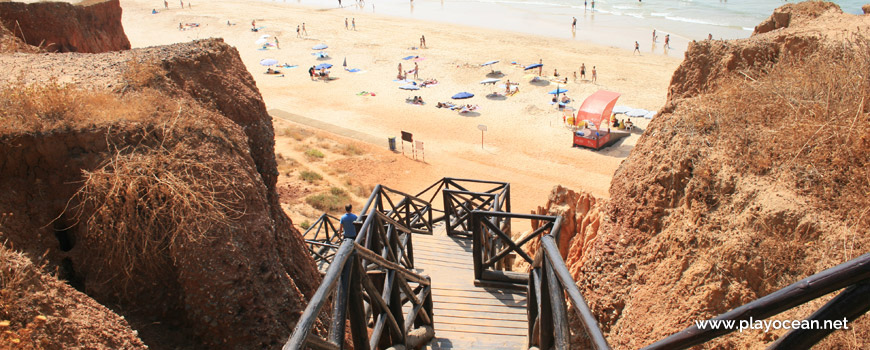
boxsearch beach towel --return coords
[393,79,412,83]
[345,68,362,73]
[357,91,376,96]
[282,65,298,69]
[402,55,418,60]
[413,57,426,62]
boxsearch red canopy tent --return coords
[572,90,621,149]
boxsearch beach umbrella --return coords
[480,78,500,85]
[524,63,543,71]
[399,84,420,90]
[548,87,568,94]
[312,43,328,50]
[313,52,329,58]
[644,111,657,119]
[260,58,278,66]
[481,60,499,67]
[452,92,474,99]
[626,108,649,117]
[315,63,333,70]
[256,38,269,45]
[612,105,632,114]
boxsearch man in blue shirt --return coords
[340,204,358,239]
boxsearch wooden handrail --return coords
[642,252,870,350]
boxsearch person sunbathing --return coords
[561,95,571,103]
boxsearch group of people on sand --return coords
[308,66,329,80]
[397,62,420,80]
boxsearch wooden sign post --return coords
[477,124,487,149]
[401,131,413,155]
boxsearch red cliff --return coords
[0,0,130,53]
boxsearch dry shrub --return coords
[73,132,247,280]
[278,127,309,141]
[337,144,365,156]
[306,187,350,212]
[121,57,166,90]
[681,35,870,235]
[0,80,162,133]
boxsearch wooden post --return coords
[528,269,541,349]
[329,253,354,348]
[471,211,484,282]
[539,255,554,350]
[346,254,370,350]
[546,260,569,350]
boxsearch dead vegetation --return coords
[675,34,870,240]
[72,128,248,282]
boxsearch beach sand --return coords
[121,0,682,214]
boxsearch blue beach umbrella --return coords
[480,78,500,85]
[312,43,328,50]
[481,60,499,66]
[315,63,333,70]
[452,92,474,99]
[260,58,279,66]
[524,63,543,71]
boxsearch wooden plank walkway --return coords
[408,225,528,350]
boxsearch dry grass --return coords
[120,57,166,91]
[73,135,248,280]
[299,170,323,182]
[680,35,870,238]
[305,187,350,212]
[0,80,164,133]
[337,144,365,156]
[277,127,310,141]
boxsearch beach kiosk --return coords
[571,90,621,150]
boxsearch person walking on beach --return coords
[352,18,356,30]
[652,29,657,42]
[302,23,308,36]
[345,18,349,30]
[634,41,639,54]
[164,0,168,9]
[591,0,595,11]
[413,62,419,79]
[398,62,403,79]
[274,36,280,49]
[580,63,586,79]
[340,204,358,239]
[591,66,597,83]
[420,35,427,48]
[309,66,316,80]
[584,0,587,10]
[338,0,342,7]
[708,33,712,40]
[179,0,183,8]
[572,17,577,31]
[664,34,670,49]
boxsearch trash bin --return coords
[388,137,397,152]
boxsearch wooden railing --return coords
[416,178,511,238]
[303,214,342,272]
[470,211,552,286]
[529,233,611,350]
[642,252,870,350]
[284,191,435,350]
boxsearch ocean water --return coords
[268,0,867,53]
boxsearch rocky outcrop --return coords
[560,2,870,349]
[0,246,146,349]
[864,4,870,14]
[753,1,841,34]
[514,186,605,275]
[0,39,320,349]
[0,0,130,53]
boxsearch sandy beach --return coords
[119,0,682,214]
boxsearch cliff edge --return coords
[545,2,869,348]
[0,0,130,53]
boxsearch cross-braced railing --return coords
[425,178,510,238]
[303,214,343,272]
[470,211,555,286]
[285,187,435,350]
[641,252,870,350]
[360,184,435,236]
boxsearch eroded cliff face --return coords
[0,0,130,53]
[0,39,320,349]
[552,2,870,349]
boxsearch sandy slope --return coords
[119,0,681,212]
